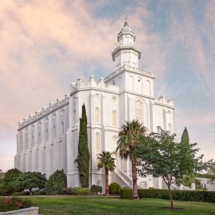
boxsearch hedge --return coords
[120,187,132,199]
[67,187,91,195]
[120,188,215,203]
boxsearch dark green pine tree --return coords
[75,104,90,187]
[181,127,189,143]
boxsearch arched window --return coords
[53,125,56,140]
[32,126,34,147]
[20,132,23,152]
[38,133,41,145]
[95,133,100,152]
[169,123,172,134]
[61,121,64,136]
[135,100,143,123]
[97,180,101,186]
[145,80,151,95]
[95,108,99,123]
[112,110,117,126]
[38,121,41,144]
[112,135,117,143]
[46,129,49,142]
[95,94,99,99]
[25,128,28,150]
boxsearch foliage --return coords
[91,185,102,194]
[181,127,189,144]
[196,173,214,179]
[0,197,32,212]
[181,173,195,188]
[120,187,132,199]
[0,169,4,179]
[34,190,46,195]
[13,172,46,195]
[97,151,116,195]
[121,188,215,203]
[75,104,90,188]
[46,169,67,195]
[70,187,90,195]
[136,127,204,209]
[117,120,146,199]
[0,168,23,195]
[109,182,121,195]
[205,160,215,185]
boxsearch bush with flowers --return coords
[0,197,32,212]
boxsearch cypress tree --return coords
[75,104,90,187]
[181,127,189,143]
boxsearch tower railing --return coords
[104,64,153,82]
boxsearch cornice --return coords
[18,101,69,131]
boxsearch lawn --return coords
[30,196,215,215]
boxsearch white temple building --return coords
[14,21,177,190]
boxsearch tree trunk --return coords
[132,161,139,200]
[167,184,174,209]
[30,190,33,196]
[105,168,109,195]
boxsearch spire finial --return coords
[125,14,128,22]
[124,14,129,26]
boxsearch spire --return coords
[124,14,129,27]
[112,17,141,69]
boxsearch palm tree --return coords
[97,151,116,195]
[116,120,146,199]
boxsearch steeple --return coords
[112,19,141,69]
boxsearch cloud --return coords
[0,0,169,171]
[1,0,214,170]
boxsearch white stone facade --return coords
[14,21,176,191]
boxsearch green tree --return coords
[206,160,215,185]
[46,169,67,195]
[97,151,116,195]
[116,120,146,199]
[75,104,90,188]
[1,168,23,195]
[137,127,203,209]
[13,172,46,195]
[0,169,4,179]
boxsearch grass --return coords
[29,196,215,215]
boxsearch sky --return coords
[0,0,215,172]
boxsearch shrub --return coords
[91,185,102,194]
[109,182,121,195]
[70,187,90,195]
[0,197,32,212]
[46,169,67,195]
[120,187,132,199]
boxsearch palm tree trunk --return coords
[105,168,109,195]
[132,161,139,199]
